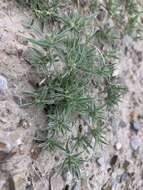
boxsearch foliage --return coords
[17,0,60,22]
[60,141,84,178]
[21,0,143,178]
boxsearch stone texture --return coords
[0,1,143,190]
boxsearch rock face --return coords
[1,1,143,190]
[0,1,46,190]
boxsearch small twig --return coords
[90,43,106,65]
[39,78,46,86]
[31,163,49,189]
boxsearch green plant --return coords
[60,142,84,178]
[106,83,127,108]
[17,0,60,22]
[23,0,142,178]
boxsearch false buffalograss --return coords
[21,0,142,178]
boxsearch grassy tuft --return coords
[21,0,143,178]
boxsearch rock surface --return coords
[0,1,143,190]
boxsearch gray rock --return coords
[120,172,130,183]
[119,120,127,128]
[114,142,122,151]
[130,121,142,132]
[0,75,8,90]
[71,181,81,190]
[130,137,141,151]
[96,157,105,167]
[110,155,118,167]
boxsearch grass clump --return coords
[22,0,142,178]
[17,0,60,23]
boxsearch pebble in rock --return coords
[123,160,130,170]
[0,139,15,162]
[130,121,142,132]
[110,155,118,167]
[130,137,141,151]
[120,172,130,183]
[0,75,8,90]
[96,157,106,168]
[115,142,122,151]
